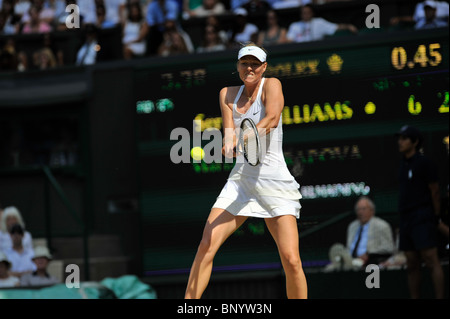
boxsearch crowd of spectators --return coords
[0,0,448,71]
[0,205,60,288]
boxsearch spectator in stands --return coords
[242,0,271,17]
[21,4,52,33]
[13,0,32,20]
[347,196,395,265]
[75,23,100,65]
[20,245,60,286]
[45,0,66,28]
[33,47,57,69]
[188,0,226,19]
[50,0,67,28]
[4,224,36,277]
[182,0,203,19]
[55,0,76,31]
[0,206,33,252]
[227,8,259,49]
[286,4,357,43]
[0,38,27,71]
[122,1,148,59]
[414,1,448,29]
[324,196,395,271]
[271,0,305,10]
[76,0,96,25]
[196,23,226,53]
[157,23,189,56]
[102,0,126,27]
[0,38,17,70]
[256,9,287,47]
[95,3,116,29]
[145,0,179,55]
[41,29,64,65]
[0,0,21,34]
[173,0,183,12]
[21,0,56,25]
[205,14,227,45]
[0,9,9,34]
[14,31,63,70]
[229,0,248,10]
[165,18,194,52]
[0,251,20,287]
[146,0,179,30]
[390,0,449,30]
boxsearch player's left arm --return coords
[257,77,284,135]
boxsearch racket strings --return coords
[242,122,259,165]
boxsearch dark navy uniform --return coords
[398,153,439,251]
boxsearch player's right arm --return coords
[220,87,236,158]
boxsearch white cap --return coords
[238,46,267,62]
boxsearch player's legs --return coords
[185,208,247,299]
[265,215,307,299]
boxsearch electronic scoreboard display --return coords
[134,28,448,275]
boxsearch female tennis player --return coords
[184,43,307,299]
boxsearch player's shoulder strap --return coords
[232,85,245,112]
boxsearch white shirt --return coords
[0,275,20,288]
[76,41,98,65]
[14,0,31,17]
[77,0,97,24]
[231,23,259,44]
[4,247,36,274]
[191,3,226,17]
[287,17,338,42]
[0,230,33,252]
[104,0,126,25]
[122,21,146,55]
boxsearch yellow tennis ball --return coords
[191,147,205,161]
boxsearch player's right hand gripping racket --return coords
[237,118,261,166]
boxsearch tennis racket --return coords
[237,118,261,166]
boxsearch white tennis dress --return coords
[212,78,302,218]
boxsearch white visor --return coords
[238,46,267,62]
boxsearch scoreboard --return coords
[133,28,449,275]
